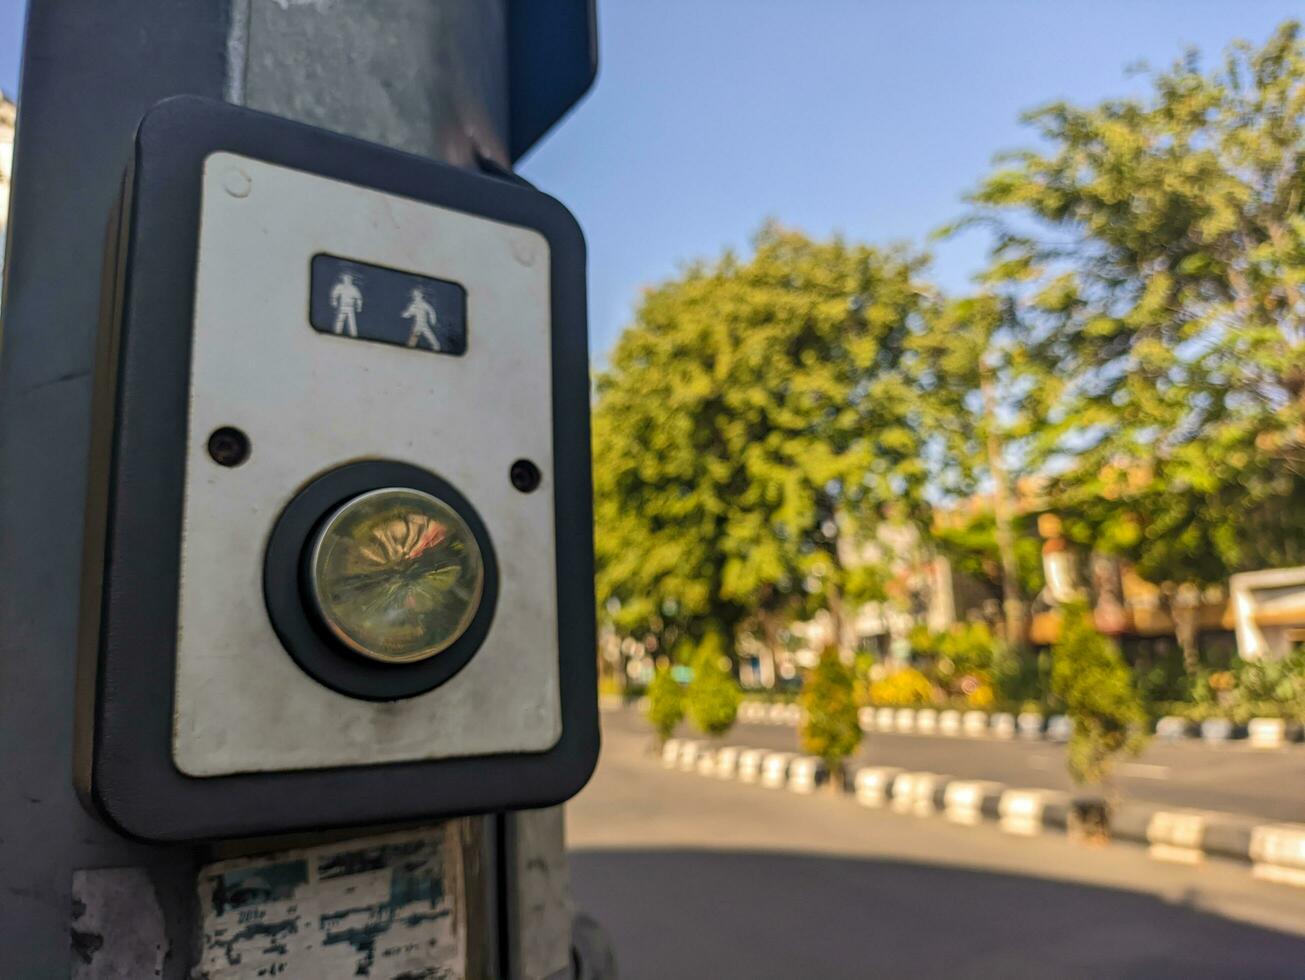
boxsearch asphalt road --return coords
[604,706,1305,822]
[568,714,1305,980]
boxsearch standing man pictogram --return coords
[330,271,364,337]
[401,287,441,351]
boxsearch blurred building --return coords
[756,487,1284,685]
[1227,567,1305,660]
[767,519,960,676]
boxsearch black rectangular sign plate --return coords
[309,254,467,355]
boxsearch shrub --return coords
[1050,604,1148,792]
[1131,642,1194,705]
[1177,649,1305,724]
[645,666,684,746]
[907,624,940,659]
[1230,648,1305,721]
[866,666,935,707]
[686,633,741,736]
[992,645,1047,707]
[799,647,862,788]
[937,621,1000,677]
[914,621,1038,707]
[964,680,995,709]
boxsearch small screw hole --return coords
[207,426,250,467]
[510,459,541,493]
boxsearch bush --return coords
[992,645,1047,708]
[912,621,1043,708]
[686,633,741,736]
[1230,648,1305,721]
[645,666,684,745]
[799,647,862,788]
[1229,701,1298,723]
[1050,604,1147,791]
[1131,643,1194,705]
[936,621,1000,677]
[1174,648,1305,724]
[1149,700,1200,723]
[964,680,996,709]
[913,622,993,692]
[866,666,935,707]
[742,688,800,704]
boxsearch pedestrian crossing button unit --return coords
[76,96,599,842]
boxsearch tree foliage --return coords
[594,224,935,656]
[1050,604,1148,787]
[910,294,1048,647]
[799,648,861,785]
[931,512,1046,600]
[963,22,1305,584]
[605,22,1305,734]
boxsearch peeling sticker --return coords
[194,827,465,979]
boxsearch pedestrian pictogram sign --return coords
[310,254,467,354]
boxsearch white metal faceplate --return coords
[173,152,560,776]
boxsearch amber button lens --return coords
[308,488,484,664]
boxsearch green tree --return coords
[685,633,741,737]
[1050,604,1148,793]
[961,22,1305,592]
[798,647,862,789]
[910,294,1047,654]
[645,665,684,747]
[930,512,1046,611]
[593,224,936,662]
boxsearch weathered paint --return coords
[71,868,169,979]
[194,827,466,979]
[511,807,575,980]
[226,0,510,168]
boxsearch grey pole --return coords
[0,2,592,976]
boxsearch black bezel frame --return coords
[76,96,598,842]
[265,461,500,701]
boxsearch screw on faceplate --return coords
[207,426,251,467]
[509,459,541,493]
[223,167,252,198]
[511,237,538,266]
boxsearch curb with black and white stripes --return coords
[656,736,1305,889]
[727,700,1305,749]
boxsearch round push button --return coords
[307,487,485,664]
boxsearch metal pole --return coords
[0,2,585,976]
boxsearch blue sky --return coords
[1,2,1299,354]
[519,1,1301,355]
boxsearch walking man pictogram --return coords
[401,287,441,351]
[330,271,364,337]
